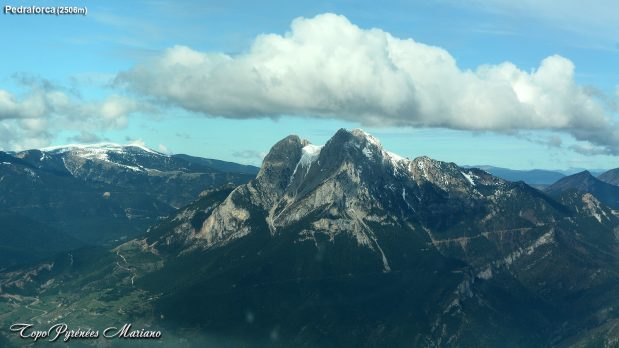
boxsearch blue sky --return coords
[1,0,618,170]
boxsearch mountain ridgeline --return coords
[0,144,257,268]
[544,170,619,210]
[1,130,619,347]
[598,167,619,187]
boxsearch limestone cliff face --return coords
[196,135,307,245]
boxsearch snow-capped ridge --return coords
[385,151,406,163]
[36,143,165,168]
[40,142,163,156]
[350,128,382,148]
[347,128,409,167]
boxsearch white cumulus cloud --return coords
[0,78,149,150]
[117,13,619,154]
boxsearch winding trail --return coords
[429,227,534,246]
[25,297,48,322]
[115,250,136,286]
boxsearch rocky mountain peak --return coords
[258,135,304,173]
[256,135,307,197]
[349,128,383,147]
[311,129,401,177]
[573,170,594,179]
[193,129,533,256]
[546,170,601,194]
[325,127,375,148]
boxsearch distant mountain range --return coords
[2,130,619,347]
[464,165,566,186]
[466,165,616,189]
[0,144,257,268]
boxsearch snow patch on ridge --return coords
[461,171,476,186]
[300,144,323,165]
[351,128,381,147]
[350,129,410,171]
[384,150,407,175]
[292,144,324,178]
[386,151,405,163]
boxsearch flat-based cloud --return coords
[117,13,619,154]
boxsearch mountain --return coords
[2,130,619,347]
[0,144,256,267]
[465,165,565,186]
[545,170,619,210]
[35,143,259,208]
[557,168,606,177]
[173,153,259,175]
[598,168,619,186]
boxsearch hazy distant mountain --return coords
[465,165,565,185]
[0,144,256,267]
[557,168,606,177]
[598,168,619,186]
[545,170,619,209]
[173,153,259,175]
[3,130,619,347]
